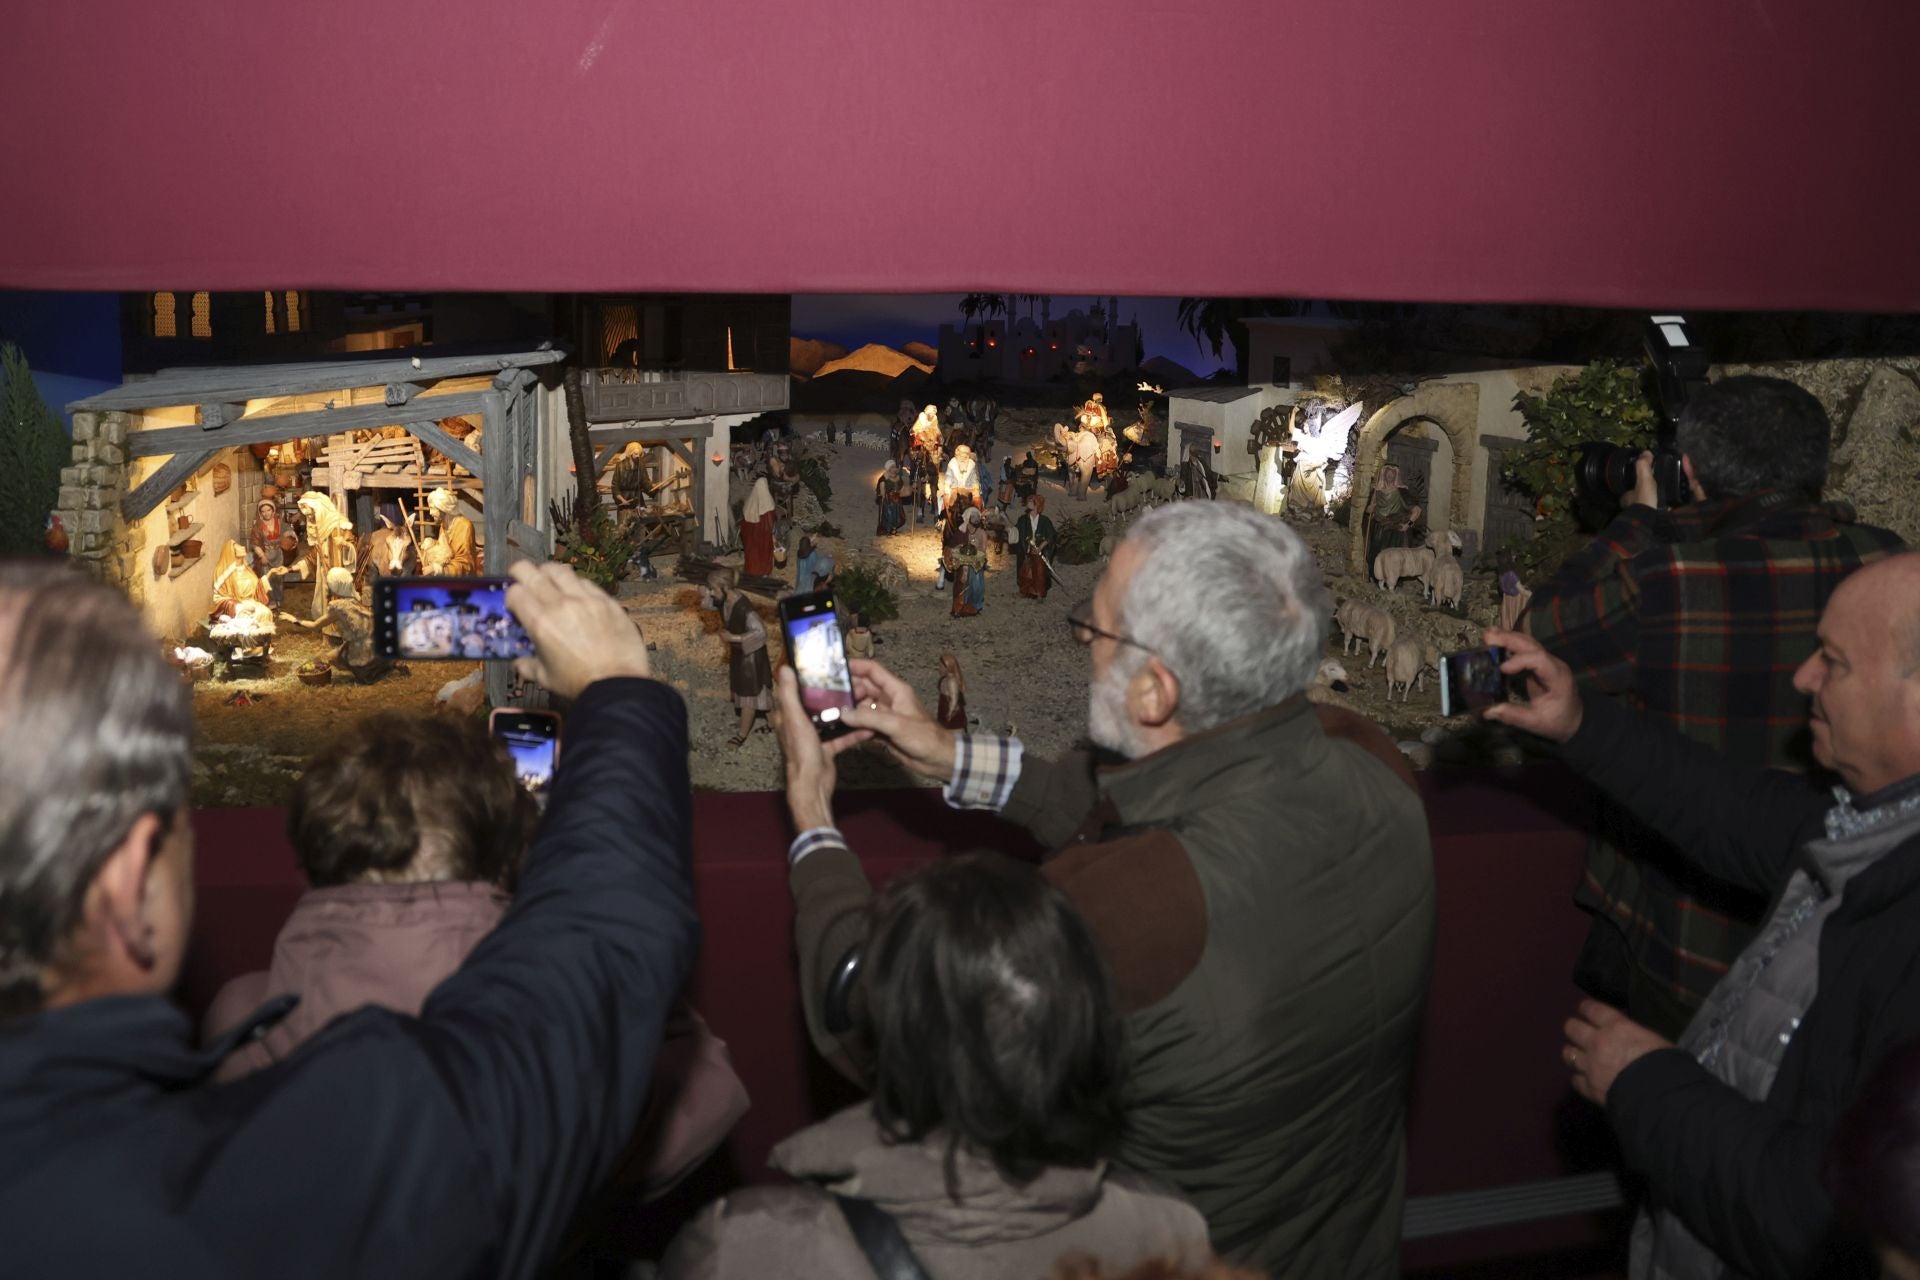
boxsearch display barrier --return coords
[183,765,1624,1270]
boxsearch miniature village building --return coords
[1169,324,1574,573]
[569,294,788,549]
[935,300,1141,386]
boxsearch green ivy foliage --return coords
[1501,360,1659,523]
[1496,360,1661,579]
[0,344,68,557]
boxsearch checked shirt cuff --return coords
[789,826,848,868]
[944,734,1024,812]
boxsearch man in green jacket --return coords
[776,502,1436,1278]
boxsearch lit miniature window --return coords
[285,291,302,333]
[602,304,639,363]
[152,292,177,338]
[264,292,276,334]
[190,292,212,339]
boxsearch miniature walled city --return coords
[37,297,1920,805]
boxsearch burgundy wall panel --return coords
[4,1,1917,308]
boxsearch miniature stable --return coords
[57,349,564,722]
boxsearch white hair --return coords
[1116,502,1331,734]
[1087,648,1150,759]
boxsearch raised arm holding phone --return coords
[1477,554,1920,1277]
[766,503,1436,1280]
[0,559,698,1279]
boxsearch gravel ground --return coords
[627,415,1102,792]
[638,413,1519,792]
[187,411,1520,804]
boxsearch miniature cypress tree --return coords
[0,343,69,556]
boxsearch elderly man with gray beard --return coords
[788,502,1436,1278]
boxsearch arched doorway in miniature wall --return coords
[1347,383,1481,575]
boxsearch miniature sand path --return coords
[620,418,1113,792]
[618,417,1507,791]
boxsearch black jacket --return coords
[1563,692,1920,1279]
[0,678,698,1278]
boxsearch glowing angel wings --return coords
[1292,401,1364,466]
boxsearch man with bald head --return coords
[1486,552,1920,1280]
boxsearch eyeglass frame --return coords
[1067,596,1157,655]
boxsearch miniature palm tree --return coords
[0,343,68,556]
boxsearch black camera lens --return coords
[1575,443,1638,501]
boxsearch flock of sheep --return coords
[1329,532,1472,704]
[1090,478,1472,711]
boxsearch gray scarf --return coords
[1632,773,1920,1280]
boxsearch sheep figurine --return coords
[1383,639,1429,702]
[1334,599,1397,667]
[1429,556,1464,609]
[1373,545,1436,594]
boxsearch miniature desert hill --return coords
[1138,355,1207,389]
[790,365,931,413]
[810,342,934,381]
[789,336,849,380]
[900,341,939,367]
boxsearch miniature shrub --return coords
[549,495,643,592]
[0,344,67,557]
[833,562,898,624]
[795,455,833,512]
[1500,360,1659,579]
[812,520,842,538]
[1055,514,1106,565]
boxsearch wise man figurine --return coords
[425,487,477,576]
[295,492,356,617]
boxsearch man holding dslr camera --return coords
[1526,372,1904,1038]
[0,560,697,1278]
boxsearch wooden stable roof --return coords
[68,348,566,414]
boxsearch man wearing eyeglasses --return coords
[775,501,1435,1280]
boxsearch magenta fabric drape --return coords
[3,0,1916,307]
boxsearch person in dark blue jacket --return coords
[0,558,697,1279]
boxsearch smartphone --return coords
[490,708,561,801]
[777,589,856,738]
[373,576,535,661]
[1439,645,1509,717]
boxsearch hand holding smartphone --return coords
[489,708,561,803]
[777,590,856,739]
[1439,646,1510,717]
[374,577,535,661]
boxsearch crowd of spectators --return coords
[0,374,1916,1279]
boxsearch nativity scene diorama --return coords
[31,291,1914,801]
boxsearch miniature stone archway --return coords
[1346,381,1480,573]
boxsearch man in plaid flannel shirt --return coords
[1526,375,1904,1039]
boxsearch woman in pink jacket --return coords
[204,713,749,1208]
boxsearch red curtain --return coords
[3,0,1916,308]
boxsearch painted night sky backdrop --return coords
[791,294,1232,375]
